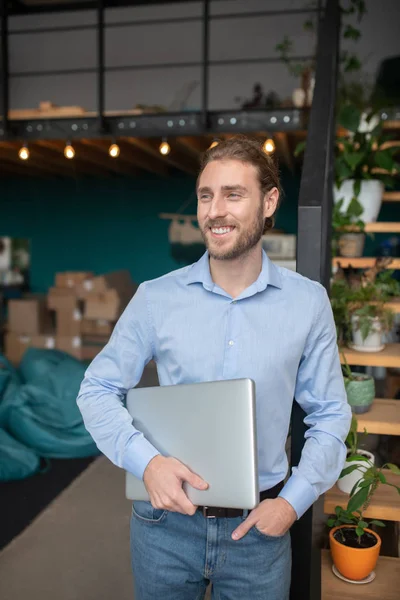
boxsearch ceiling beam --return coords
[35,140,111,177]
[0,143,65,177]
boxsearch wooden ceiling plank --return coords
[0,143,63,177]
[35,140,110,177]
[126,138,197,176]
[81,139,167,177]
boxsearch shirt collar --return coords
[185,249,282,293]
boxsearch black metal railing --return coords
[290,1,341,599]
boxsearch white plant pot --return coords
[333,179,384,223]
[337,450,375,494]
[350,315,385,352]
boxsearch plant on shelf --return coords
[337,415,373,494]
[342,354,375,414]
[276,0,366,108]
[328,455,400,581]
[332,196,367,258]
[334,103,400,224]
[349,302,394,352]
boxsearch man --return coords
[77,136,351,600]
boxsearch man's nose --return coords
[208,196,228,221]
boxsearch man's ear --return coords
[264,187,279,218]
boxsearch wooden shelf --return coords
[340,344,400,368]
[321,550,400,599]
[333,257,400,269]
[383,191,400,202]
[386,299,400,313]
[356,399,400,435]
[324,470,400,521]
[364,222,400,233]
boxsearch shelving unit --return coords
[321,550,400,599]
[356,399,400,435]
[383,191,400,202]
[333,257,400,269]
[340,344,400,368]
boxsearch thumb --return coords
[232,515,257,541]
[180,466,208,491]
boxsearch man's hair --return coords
[197,135,282,234]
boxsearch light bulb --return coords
[19,145,29,160]
[209,140,219,149]
[159,141,170,156]
[109,143,120,158]
[263,138,275,154]
[64,144,75,159]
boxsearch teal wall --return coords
[0,169,300,293]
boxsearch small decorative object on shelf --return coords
[342,355,375,414]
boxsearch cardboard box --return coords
[77,270,137,303]
[8,298,52,335]
[47,287,77,311]
[84,290,121,321]
[82,334,110,346]
[4,333,31,364]
[80,345,103,361]
[81,318,113,336]
[30,334,57,350]
[55,272,93,289]
[56,309,83,337]
[56,336,83,360]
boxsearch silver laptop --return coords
[125,378,259,509]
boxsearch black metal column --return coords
[0,0,9,137]
[97,0,105,132]
[201,0,210,128]
[290,1,340,599]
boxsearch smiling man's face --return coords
[197,159,269,261]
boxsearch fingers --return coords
[232,514,258,541]
[178,464,209,491]
[151,487,197,516]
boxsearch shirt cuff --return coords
[278,472,318,519]
[122,433,161,480]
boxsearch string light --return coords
[18,144,29,161]
[109,142,120,158]
[159,139,171,156]
[64,142,75,159]
[263,138,275,154]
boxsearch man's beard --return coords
[200,204,265,261]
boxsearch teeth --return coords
[211,227,233,234]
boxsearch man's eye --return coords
[228,193,240,199]
[200,195,211,201]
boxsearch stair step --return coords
[333,257,400,269]
[383,191,400,201]
[321,550,400,599]
[356,399,400,435]
[340,344,400,368]
[324,470,400,521]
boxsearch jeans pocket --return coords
[132,501,168,524]
[252,526,286,540]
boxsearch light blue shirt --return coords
[77,250,351,519]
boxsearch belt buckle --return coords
[202,506,216,519]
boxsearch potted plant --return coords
[342,354,375,413]
[329,458,400,580]
[332,196,366,258]
[337,416,374,494]
[349,302,394,352]
[334,104,400,223]
[328,506,384,581]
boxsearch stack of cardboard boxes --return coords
[5,270,137,365]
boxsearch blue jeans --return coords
[130,501,291,600]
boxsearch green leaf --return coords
[375,151,395,172]
[358,520,368,528]
[344,152,365,170]
[339,104,361,133]
[294,141,307,157]
[303,19,314,31]
[369,520,385,528]
[386,463,400,475]
[340,465,360,478]
[356,526,364,537]
[347,486,369,513]
[378,472,387,484]
[327,518,336,527]
[353,179,361,198]
[346,455,369,463]
[350,478,364,497]
[343,24,361,40]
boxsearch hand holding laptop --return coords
[143,455,209,516]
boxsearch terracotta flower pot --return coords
[329,525,381,581]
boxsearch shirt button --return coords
[228,340,234,346]
[232,300,237,304]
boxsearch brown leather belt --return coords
[197,481,284,518]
